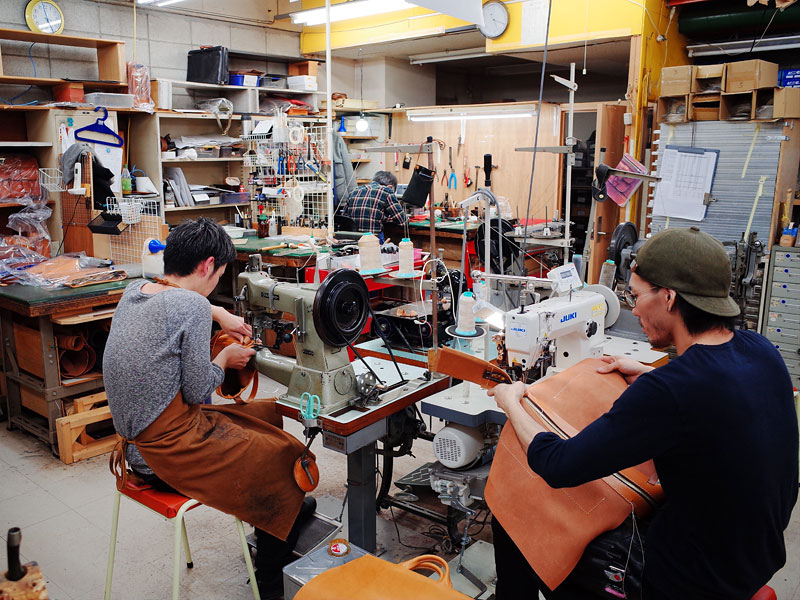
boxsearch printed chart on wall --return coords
[652,146,719,222]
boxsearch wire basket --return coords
[106,197,144,224]
[39,168,65,193]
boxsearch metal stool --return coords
[104,482,260,600]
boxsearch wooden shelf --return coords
[0,141,52,147]
[164,202,251,213]
[351,158,371,163]
[161,157,244,163]
[157,111,242,120]
[356,178,372,184]
[158,78,325,96]
[341,135,379,140]
[0,200,54,209]
[0,76,127,89]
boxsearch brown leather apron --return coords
[111,392,311,541]
[484,359,663,591]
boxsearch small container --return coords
[599,259,617,289]
[358,232,382,274]
[455,291,477,336]
[398,238,414,276]
[268,214,278,237]
[142,238,165,279]
[258,215,269,238]
[84,92,134,108]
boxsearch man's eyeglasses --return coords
[622,287,660,308]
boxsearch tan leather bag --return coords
[485,358,663,591]
[294,554,471,600]
[210,331,258,403]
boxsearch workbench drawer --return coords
[767,312,800,329]
[770,297,800,315]
[773,250,800,268]
[773,267,800,284]
[766,326,800,345]
[771,280,800,297]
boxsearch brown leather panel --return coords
[427,347,511,388]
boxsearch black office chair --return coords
[334,214,357,232]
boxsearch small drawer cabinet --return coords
[762,247,800,388]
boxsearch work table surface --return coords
[0,279,134,317]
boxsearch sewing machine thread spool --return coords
[398,237,414,276]
[455,291,477,336]
[358,232,383,274]
[599,259,617,289]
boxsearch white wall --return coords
[0,0,302,108]
[384,57,435,108]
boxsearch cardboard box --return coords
[657,95,689,123]
[726,59,779,93]
[692,64,726,93]
[690,93,720,121]
[753,88,775,120]
[774,87,800,119]
[288,61,318,78]
[661,65,695,97]
[720,91,753,121]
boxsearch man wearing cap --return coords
[489,226,798,600]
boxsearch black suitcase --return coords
[187,46,229,85]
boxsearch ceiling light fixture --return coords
[155,0,187,6]
[406,106,536,122]
[290,0,415,26]
[409,47,491,65]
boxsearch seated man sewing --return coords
[337,170,408,237]
[104,218,314,599]
[489,226,798,600]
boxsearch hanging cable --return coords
[517,0,553,306]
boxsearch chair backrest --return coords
[334,214,358,232]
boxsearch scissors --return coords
[300,392,320,420]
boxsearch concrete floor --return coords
[1,373,799,599]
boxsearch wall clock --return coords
[478,1,509,40]
[25,0,65,35]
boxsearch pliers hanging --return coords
[447,146,457,189]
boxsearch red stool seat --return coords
[751,585,777,600]
[120,482,201,519]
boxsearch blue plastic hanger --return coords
[74,106,124,147]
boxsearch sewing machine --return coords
[236,255,382,415]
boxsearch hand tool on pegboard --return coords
[463,154,472,188]
[447,146,457,189]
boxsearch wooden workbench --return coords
[0,279,133,452]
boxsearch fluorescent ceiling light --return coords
[406,107,536,122]
[291,0,415,26]
[409,47,490,65]
[155,0,186,5]
[687,34,800,57]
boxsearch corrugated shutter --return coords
[650,121,782,247]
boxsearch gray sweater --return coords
[103,279,224,473]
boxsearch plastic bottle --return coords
[268,213,278,237]
[455,291,477,336]
[358,232,382,274]
[398,238,414,276]
[258,213,269,238]
[599,259,617,289]
[142,238,165,279]
[121,164,132,193]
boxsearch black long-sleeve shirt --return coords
[527,330,798,600]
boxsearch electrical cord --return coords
[388,505,438,552]
[0,43,39,106]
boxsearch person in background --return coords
[104,218,315,599]
[337,170,408,239]
[488,226,798,600]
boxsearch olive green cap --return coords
[632,226,739,317]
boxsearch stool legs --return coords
[103,491,122,600]
[172,499,200,600]
[236,519,261,600]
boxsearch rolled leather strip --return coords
[56,332,97,377]
[210,331,257,403]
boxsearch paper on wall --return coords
[520,0,549,47]
[92,143,123,195]
[652,147,718,222]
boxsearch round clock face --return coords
[479,1,509,40]
[26,0,65,35]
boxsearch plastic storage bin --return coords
[84,93,134,108]
[287,75,318,91]
[221,192,249,204]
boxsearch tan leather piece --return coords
[62,267,126,288]
[210,331,258,403]
[485,358,663,591]
[294,553,470,600]
[427,347,511,388]
[55,332,96,377]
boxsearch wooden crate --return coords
[56,391,119,465]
